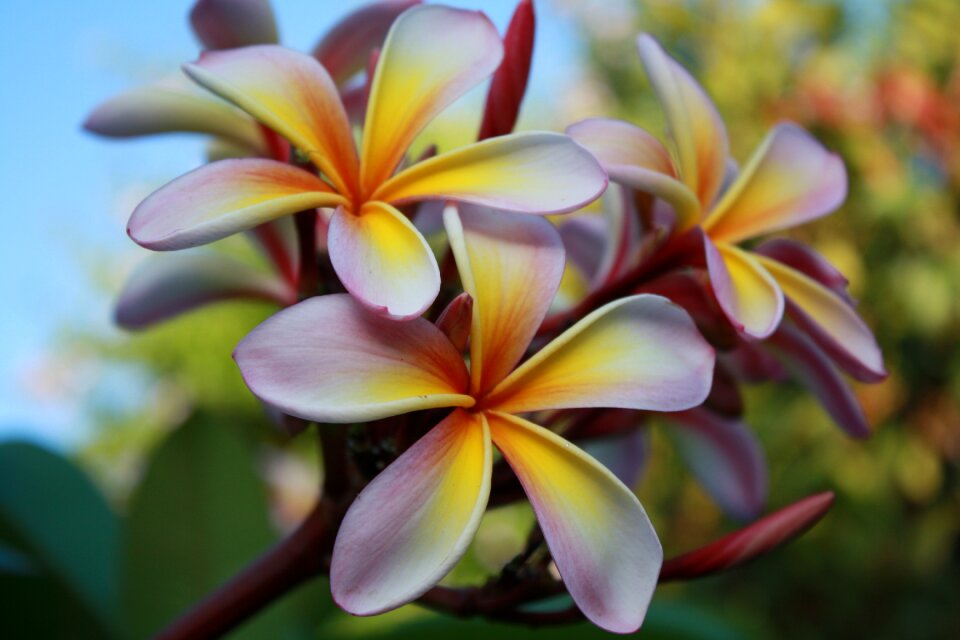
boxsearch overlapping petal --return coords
[328,202,440,319]
[312,0,420,85]
[703,123,847,244]
[360,5,502,192]
[190,0,278,50]
[487,412,661,633]
[768,325,871,438]
[444,205,565,395]
[184,45,359,195]
[665,408,767,520]
[332,409,491,615]
[567,118,701,230]
[374,132,606,214]
[757,255,885,381]
[705,240,784,339]
[754,239,852,303]
[128,159,346,250]
[484,295,714,414]
[83,74,267,152]
[637,34,728,209]
[114,252,293,330]
[233,294,473,422]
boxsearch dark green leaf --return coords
[0,439,121,638]
[121,412,326,639]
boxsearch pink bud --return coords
[478,0,535,140]
[435,293,473,352]
[660,491,835,581]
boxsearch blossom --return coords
[568,35,884,382]
[87,0,421,328]
[125,5,607,319]
[233,206,715,632]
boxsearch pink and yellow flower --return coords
[233,206,715,632]
[126,5,606,319]
[569,35,884,381]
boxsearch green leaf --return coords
[121,412,325,639]
[0,439,121,638]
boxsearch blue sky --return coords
[0,0,581,448]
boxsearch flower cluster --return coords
[86,0,885,634]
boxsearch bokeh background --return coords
[1,0,957,638]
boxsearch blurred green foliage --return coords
[3,0,958,638]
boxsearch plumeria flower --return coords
[233,206,715,632]
[86,0,420,328]
[127,5,606,319]
[568,35,884,383]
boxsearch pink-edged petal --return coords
[581,428,650,489]
[636,269,738,349]
[83,74,266,152]
[312,0,420,85]
[567,118,701,231]
[558,214,606,286]
[184,45,359,196]
[664,408,767,520]
[755,254,886,382]
[444,205,565,395]
[704,239,784,339]
[374,132,607,214]
[754,239,853,303]
[128,159,346,250]
[233,294,473,422]
[485,295,714,414]
[360,5,502,192]
[487,412,660,633]
[767,325,871,438]
[328,202,440,319]
[637,34,728,210]
[332,409,491,615]
[704,123,847,244]
[478,0,535,140]
[115,252,293,330]
[661,492,835,582]
[190,0,278,50]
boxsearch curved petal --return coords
[360,4,502,192]
[637,34,728,210]
[704,123,847,244]
[754,239,852,303]
[768,325,871,438]
[184,45,359,196]
[485,295,714,414]
[664,408,767,521]
[756,255,885,381]
[567,118,701,231]
[190,0,278,50]
[83,74,266,152]
[128,159,346,250]
[328,202,440,319]
[705,240,784,339]
[115,252,293,330]
[374,132,607,214]
[444,205,565,396]
[312,0,420,85]
[332,409,491,615]
[233,294,473,422]
[487,412,661,634]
